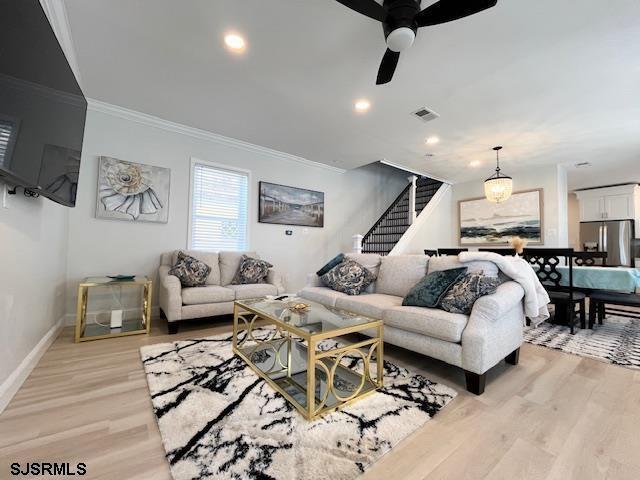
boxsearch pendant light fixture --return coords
[484,146,513,203]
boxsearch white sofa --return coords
[158,250,286,334]
[299,253,525,395]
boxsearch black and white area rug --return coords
[525,314,640,370]
[140,329,456,480]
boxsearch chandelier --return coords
[484,146,512,203]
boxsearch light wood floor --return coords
[1,317,639,480]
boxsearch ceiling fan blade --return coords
[334,0,386,22]
[415,0,497,27]
[376,49,400,85]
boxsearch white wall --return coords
[567,192,580,250]
[64,106,407,314]
[0,184,68,392]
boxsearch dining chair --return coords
[479,248,516,256]
[573,251,608,267]
[424,249,438,257]
[523,248,586,334]
[438,248,468,256]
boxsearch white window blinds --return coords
[0,121,13,167]
[190,162,249,251]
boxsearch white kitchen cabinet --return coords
[578,195,604,222]
[576,185,640,235]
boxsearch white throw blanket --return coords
[459,251,551,326]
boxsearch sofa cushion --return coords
[231,255,273,284]
[402,267,467,308]
[219,251,259,286]
[169,251,212,287]
[376,255,429,297]
[345,253,382,277]
[335,293,403,319]
[170,250,221,285]
[382,306,469,343]
[428,255,499,277]
[182,285,235,305]
[320,259,377,296]
[440,272,501,314]
[227,283,277,300]
[299,287,349,307]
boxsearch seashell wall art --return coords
[96,156,171,223]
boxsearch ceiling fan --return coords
[335,0,498,84]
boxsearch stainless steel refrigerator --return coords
[580,220,635,267]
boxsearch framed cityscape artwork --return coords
[259,181,324,227]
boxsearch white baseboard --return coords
[0,316,65,414]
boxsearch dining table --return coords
[555,265,640,293]
[532,264,640,327]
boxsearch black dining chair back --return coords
[573,251,607,267]
[479,248,517,256]
[522,248,585,333]
[424,249,438,257]
[438,248,468,256]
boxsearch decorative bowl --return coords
[286,302,310,313]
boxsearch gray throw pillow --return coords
[440,273,501,314]
[169,251,212,287]
[231,255,273,284]
[320,259,377,296]
[402,267,467,308]
[316,253,345,277]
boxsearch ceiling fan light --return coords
[386,27,415,52]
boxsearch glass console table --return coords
[75,276,152,343]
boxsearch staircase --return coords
[361,176,443,255]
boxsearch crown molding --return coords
[380,159,452,185]
[86,99,347,174]
[39,0,83,90]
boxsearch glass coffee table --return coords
[233,297,384,420]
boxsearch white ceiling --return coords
[64,0,640,187]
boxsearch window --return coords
[189,160,249,251]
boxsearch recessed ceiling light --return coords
[469,160,482,168]
[354,99,371,113]
[224,33,246,53]
[425,136,439,145]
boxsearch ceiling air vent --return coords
[412,107,440,123]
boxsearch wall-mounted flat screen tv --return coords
[0,0,87,207]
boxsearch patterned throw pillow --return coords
[402,267,467,308]
[231,255,273,284]
[169,251,212,287]
[320,259,376,296]
[440,272,501,314]
[316,253,345,277]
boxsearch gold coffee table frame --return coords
[75,276,152,343]
[233,299,384,421]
